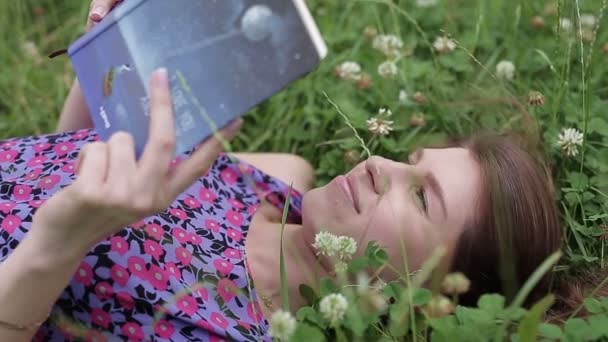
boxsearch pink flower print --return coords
[12,185,32,201]
[53,142,75,156]
[144,223,163,241]
[116,291,135,310]
[247,204,260,215]
[0,150,18,163]
[127,256,148,278]
[169,208,188,220]
[84,330,108,342]
[74,262,94,286]
[1,215,21,234]
[254,181,270,192]
[37,174,60,190]
[199,188,217,202]
[27,155,47,168]
[220,167,239,185]
[213,259,234,276]
[28,199,45,208]
[247,301,264,323]
[148,264,169,291]
[224,248,242,260]
[196,319,214,331]
[165,262,181,279]
[194,286,209,301]
[153,320,175,339]
[183,196,201,209]
[172,227,190,244]
[175,295,198,317]
[143,240,164,261]
[0,202,16,214]
[226,210,244,226]
[189,232,202,245]
[24,168,42,181]
[226,228,243,242]
[110,236,129,255]
[72,130,89,140]
[175,247,192,266]
[121,322,144,341]
[61,162,76,173]
[238,320,252,330]
[210,312,229,330]
[228,198,245,209]
[111,264,130,287]
[209,335,229,342]
[91,308,111,329]
[1,140,16,148]
[217,278,237,303]
[32,143,51,153]
[95,282,114,300]
[205,219,220,233]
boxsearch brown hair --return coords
[443,133,579,312]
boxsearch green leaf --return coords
[588,117,608,136]
[319,278,337,297]
[584,298,604,314]
[538,323,562,339]
[410,288,433,306]
[567,172,589,192]
[455,306,493,324]
[517,295,555,342]
[365,241,388,268]
[299,284,318,306]
[477,294,505,316]
[564,318,591,341]
[291,322,327,342]
[587,315,608,339]
[347,257,369,274]
[296,306,324,328]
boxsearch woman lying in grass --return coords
[0,1,590,341]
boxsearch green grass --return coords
[2,0,608,308]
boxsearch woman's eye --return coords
[416,187,428,213]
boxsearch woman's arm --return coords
[233,153,315,192]
[0,225,86,341]
[56,79,94,133]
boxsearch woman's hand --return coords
[40,69,241,260]
[87,0,124,30]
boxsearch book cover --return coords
[68,0,327,156]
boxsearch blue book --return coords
[68,0,327,156]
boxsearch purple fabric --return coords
[0,129,303,342]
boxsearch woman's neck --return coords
[246,213,330,317]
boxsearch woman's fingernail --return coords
[151,68,168,88]
[91,6,106,19]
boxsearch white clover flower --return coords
[269,310,297,341]
[378,61,399,78]
[433,36,456,53]
[495,60,516,81]
[367,117,395,136]
[334,261,348,273]
[335,61,362,81]
[336,236,357,260]
[399,89,410,105]
[558,128,584,157]
[559,18,573,31]
[580,14,596,28]
[319,293,349,326]
[372,34,404,57]
[417,0,438,7]
[378,107,392,117]
[312,232,340,257]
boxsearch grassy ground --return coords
[1,0,608,294]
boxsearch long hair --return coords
[446,133,563,307]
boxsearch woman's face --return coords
[301,147,481,277]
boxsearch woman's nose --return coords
[365,156,390,194]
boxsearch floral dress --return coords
[0,129,303,341]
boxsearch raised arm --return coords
[0,69,241,341]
